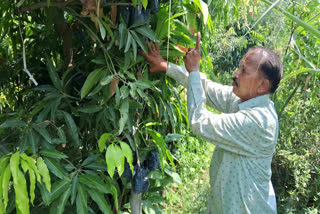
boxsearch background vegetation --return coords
[0,0,319,213]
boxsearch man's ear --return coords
[258,79,270,94]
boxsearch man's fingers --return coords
[146,41,152,52]
[138,49,146,57]
[195,32,201,51]
[155,42,159,51]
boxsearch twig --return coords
[18,22,38,86]
[278,81,301,120]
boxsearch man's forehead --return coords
[241,49,266,66]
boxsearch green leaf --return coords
[0,119,27,128]
[124,32,132,53]
[81,68,105,99]
[33,124,52,144]
[61,111,80,146]
[27,129,39,154]
[105,144,124,178]
[55,186,71,214]
[194,0,209,25]
[101,16,114,41]
[2,164,11,208]
[100,75,114,86]
[142,0,148,9]
[71,175,78,205]
[261,0,320,39]
[165,134,184,142]
[20,159,36,204]
[119,23,127,50]
[120,141,134,173]
[44,157,68,180]
[10,152,30,214]
[37,157,51,192]
[142,199,156,214]
[46,55,63,91]
[120,86,129,99]
[118,98,129,135]
[164,168,182,185]
[130,30,147,53]
[39,149,68,159]
[97,18,106,40]
[98,133,112,152]
[79,174,111,194]
[135,27,157,41]
[20,153,41,183]
[87,189,113,214]
[76,183,87,214]
[47,179,71,204]
[78,105,103,113]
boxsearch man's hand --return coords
[139,42,168,72]
[183,32,201,73]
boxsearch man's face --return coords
[232,50,267,101]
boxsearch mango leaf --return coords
[33,124,52,144]
[97,18,106,40]
[118,98,129,135]
[100,16,114,41]
[20,159,36,204]
[20,153,40,182]
[78,105,103,113]
[194,0,209,25]
[79,174,111,194]
[10,152,30,214]
[81,68,105,99]
[124,31,132,53]
[87,189,113,214]
[37,157,51,191]
[2,164,11,208]
[119,23,127,50]
[76,183,87,214]
[120,86,129,99]
[47,179,71,204]
[27,129,39,154]
[130,30,148,53]
[61,111,80,146]
[98,133,112,152]
[120,141,134,173]
[105,144,124,178]
[55,186,71,214]
[0,119,27,128]
[43,157,68,180]
[71,175,78,204]
[46,56,63,91]
[100,75,114,86]
[39,149,68,159]
[164,168,182,185]
[135,27,157,41]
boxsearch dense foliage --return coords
[0,0,319,213]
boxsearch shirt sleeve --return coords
[167,63,240,113]
[187,72,275,157]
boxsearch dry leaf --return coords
[109,76,119,98]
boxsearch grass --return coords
[163,135,215,213]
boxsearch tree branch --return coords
[18,1,133,14]
[18,0,79,14]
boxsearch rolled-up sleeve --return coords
[167,63,239,113]
[187,72,276,157]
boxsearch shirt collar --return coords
[238,94,271,110]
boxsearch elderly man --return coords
[139,32,283,214]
